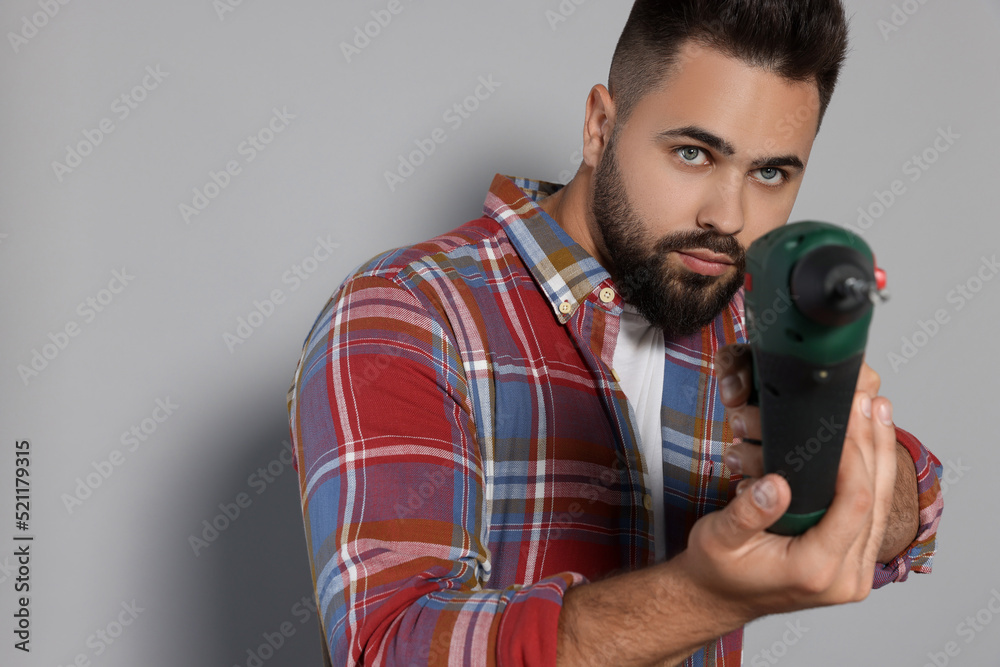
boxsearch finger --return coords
[728,404,762,445]
[864,397,899,564]
[856,361,881,399]
[844,390,876,474]
[725,441,763,478]
[716,344,753,406]
[871,398,898,501]
[710,474,791,551]
[840,397,898,595]
[839,391,878,566]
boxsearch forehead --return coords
[623,40,821,158]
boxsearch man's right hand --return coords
[677,387,898,624]
[557,389,898,667]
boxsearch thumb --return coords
[715,474,792,550]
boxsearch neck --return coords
[539,167,611,271]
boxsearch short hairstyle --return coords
[609,0,850,132]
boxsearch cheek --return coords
[622,151,710,227]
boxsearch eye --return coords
[675,146,709,165]
[752,166,788,187]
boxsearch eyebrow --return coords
[656,125,805,173]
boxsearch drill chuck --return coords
[790,244,874,327]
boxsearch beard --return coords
[590,130,747,339]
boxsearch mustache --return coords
[653,230,746,265]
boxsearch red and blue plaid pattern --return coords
[287,174,942,666]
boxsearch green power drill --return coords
[743,220,889,536]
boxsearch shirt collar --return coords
[482,174,614,324]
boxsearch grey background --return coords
[1,1,996,665]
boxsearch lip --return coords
[674,249,735,277]
[677,249,734,265]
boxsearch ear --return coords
[582,84,615,169]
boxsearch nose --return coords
[696,174,745,237]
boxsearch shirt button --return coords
[599,287,616,303]
[643,494,653,511]
[559,301,572,314]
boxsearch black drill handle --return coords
[743,349,863,534]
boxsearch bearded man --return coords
[287,1,943,665]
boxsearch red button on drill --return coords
[875,268,887,291]
[744,272,753,291]
[873,255,887,291]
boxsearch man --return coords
[287,1,943,665]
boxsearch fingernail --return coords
[730,415,746,439]
[878,402,893,426]
[735,481,747,496]
[721,374,742,403]
[724,450,743,475]
[752,479,776,510]
[861,395,872,419]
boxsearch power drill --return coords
[742,221,889,536]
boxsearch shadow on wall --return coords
[158,399,323,667]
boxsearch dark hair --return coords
[609,0,849,132]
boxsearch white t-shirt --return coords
[612,302,666,562]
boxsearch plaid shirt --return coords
[287,174,943,666]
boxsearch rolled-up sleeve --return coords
[871,425,943,588]
[287,270,583,666]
